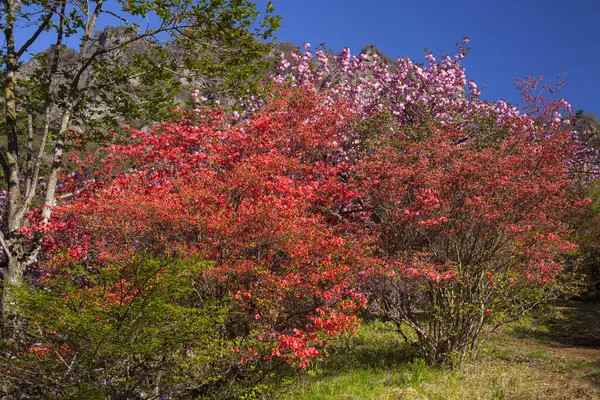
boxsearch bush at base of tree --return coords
[1,255,240,398]
[271,46,588,366]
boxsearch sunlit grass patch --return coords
[272,303,600,400]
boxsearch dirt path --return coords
[540,302,600,362]
[502,302,600,398]
[546,302,600,363]
[510,302,600,358]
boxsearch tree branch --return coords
[16,11,55,58]
[0,231,12,261]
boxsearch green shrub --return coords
[1,255,240,398]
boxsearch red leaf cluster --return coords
[47,89,365,366]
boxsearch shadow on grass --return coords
[510,301,600,349]
[315,319,417,375]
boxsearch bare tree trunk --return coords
[1,242,25,333]
[43,105,73,223]
[1,5,25,333]
[24,114,34,197]
[23,0,66,209]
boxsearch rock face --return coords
[17,26,170,132]
[20,31,390,132]
[95,26,151,56]
[20,26,151,91]
[19,45,78,77]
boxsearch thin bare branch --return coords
[16,11,54,58]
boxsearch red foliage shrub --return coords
[38,84,585,368]
[355,114,585,364]
[47,88,366,367]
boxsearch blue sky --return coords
[258,0,599,116]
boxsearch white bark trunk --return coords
[42,105,72,223]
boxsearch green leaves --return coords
[7,0,281,152]
[4,255,236,398]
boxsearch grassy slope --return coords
[268,302,600,400]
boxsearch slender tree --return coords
[0,0,279,333]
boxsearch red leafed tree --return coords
[45,88,365,368]
[355,115,585,365]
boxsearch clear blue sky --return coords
[258,0,600,116]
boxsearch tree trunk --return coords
[1,240,26,334]
[1,7,25,334]
[3,22,22,235]
[43,105,72,223]
[1,0,82,331]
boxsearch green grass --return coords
[261,303,600,400]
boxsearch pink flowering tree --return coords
[271,39,529,160]
[271,41,585,365]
